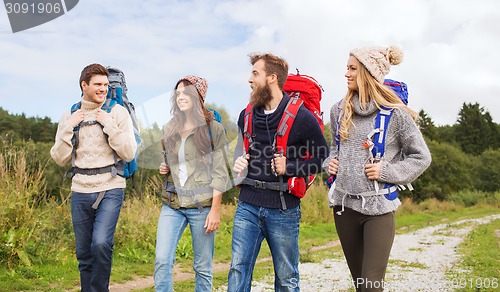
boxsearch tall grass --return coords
[300,182,332,224]
[397,197,463,215]
[1,144,498,290]
[0,146,73,268]
[114,176,162,264]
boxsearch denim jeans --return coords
[228,201,301,292]
[154,205,215,292]
[71,189,124,292]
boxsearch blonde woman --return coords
[324,46,431,292]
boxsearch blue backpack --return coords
[383,79,408,105]
[326,79,411,200]
[68,67,141,179]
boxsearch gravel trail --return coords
[245,214,500,292]
[111,214,499,291]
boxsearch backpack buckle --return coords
[254,180,266,189]
[86,168,98,175]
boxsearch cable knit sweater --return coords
[50,99,137,193]
[323,96,431,215]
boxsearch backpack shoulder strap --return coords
[373,106,410,199]
[69,102,82,170]
[275,97,303,157]
[71,102,81,114]
[101,97,117,113]
[207,120,216,151]
[70,101,84,148]
[334,99,343,151]
[372,106,394,160]
[242,103,254,155]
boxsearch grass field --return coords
[1,147,498,291]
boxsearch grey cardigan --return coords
[323,96,432,215]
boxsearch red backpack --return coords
[241,72,324,200]
[283,72,324,132]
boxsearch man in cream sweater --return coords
[51,63,137,292]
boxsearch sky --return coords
[0,0,499,129]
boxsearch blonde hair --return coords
[338,59,418,141]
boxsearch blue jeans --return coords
[154,205,215,292]
[71,189,124,292]
[228,201,301,292]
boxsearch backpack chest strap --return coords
[66,160,125,179]
[240,178,288,192]
[372,107,394,160]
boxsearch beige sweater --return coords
[51,99,137,193]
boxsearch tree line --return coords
[0,108,57,143]
[411,103,499,201]
[0,102,498,202]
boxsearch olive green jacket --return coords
[162,121,229,209]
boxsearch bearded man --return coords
[227,53,328,292]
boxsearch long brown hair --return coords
[162,80,213,160]
[338,57,418,141]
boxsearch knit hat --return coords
[180,75,208,102]
[350,45,404,83]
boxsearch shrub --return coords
[448,190,500,207]
[411,140,477,201]
[299,182,332,224]
[0,146,72,268]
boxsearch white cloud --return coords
[0,0,498,127]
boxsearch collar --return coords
[253,92,291,129]
[352,94,378,117]
[80,98,104,111]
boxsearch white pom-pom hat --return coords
[350,45,404,83]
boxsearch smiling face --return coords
[81,74,109,103]
[345,55,360,91]
[175,82,195,113]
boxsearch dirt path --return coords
[110,214,499,291]
[109,241,341,291]
[109,262,231,291]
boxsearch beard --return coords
[250,83,273,108]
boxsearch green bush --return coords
[410,140,477,201]
[448,190,500,207]
[474,149,500,192]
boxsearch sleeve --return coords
[50,111,74,167]
[379,109,432,185]
[209,122,230,192]
[322,102,341,172]
[101,105,137,162]
[233,109,245,162]
[284,108,329,177]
